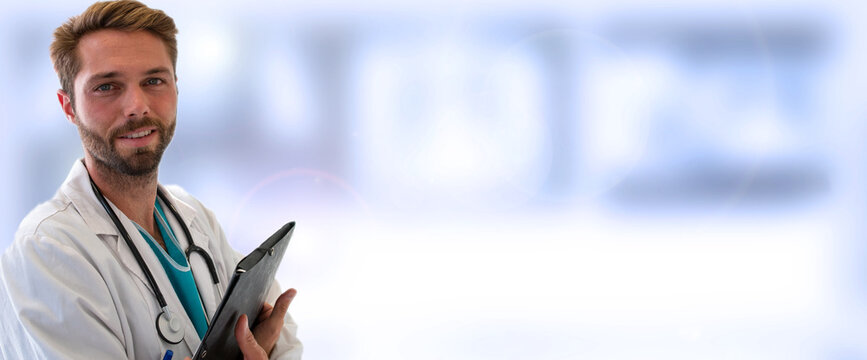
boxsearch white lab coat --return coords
[0,160,302,359]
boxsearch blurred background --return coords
[2,0,866,358]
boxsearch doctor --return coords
[0,1,302,359]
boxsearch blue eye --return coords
[95,84,113,92]
[146,78,163,86]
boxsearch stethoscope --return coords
[88,176,220,344]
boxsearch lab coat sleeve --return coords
[0,234,128,359]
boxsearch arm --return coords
[0,235,128,359]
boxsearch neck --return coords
[84,156,159,231]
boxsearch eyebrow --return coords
[144,67,172,76]
[86,71,120,83]
[85,67,172,84]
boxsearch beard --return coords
[77,116,176,177]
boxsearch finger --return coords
[250,288,296,354]
[270,288,296,321]
[235,314,267,360]
[256,303,273,323]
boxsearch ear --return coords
[57,89,76,124]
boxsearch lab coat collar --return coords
[61,159,118,236]
[155,184,201,243]
[60,160,203,238]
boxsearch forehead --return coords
[75,29,173,82]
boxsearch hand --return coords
[236,288,298,359]
[182,288,297,360]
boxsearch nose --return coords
[122,86,150,119]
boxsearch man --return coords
[0,1,302,359]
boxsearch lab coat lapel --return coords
[63,160,200,355]
[61,161,153,293]
[109,205,202,355]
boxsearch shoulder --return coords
[163,184,201,208]
[5,192,107,268]
[163,185,217,216]
[12,191,84,247]
[1,196,110,308]
[161,184,230,252]
[162,184,221,226]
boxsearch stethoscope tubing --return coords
[89,177,170,308]
[155,191,220,285]
[88,175,224,344]
[88,177,221,308]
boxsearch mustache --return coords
[109,117,163,138]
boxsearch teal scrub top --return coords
[135,199,209,339]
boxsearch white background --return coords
[2,0,866,358]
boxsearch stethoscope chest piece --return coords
[156,308,185,344]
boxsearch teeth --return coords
[122,130,153,139]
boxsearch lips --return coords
[120,129,154,139]
[115,126,158,148]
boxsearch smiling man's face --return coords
[59,29,177,176]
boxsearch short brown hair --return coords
[50,0,178,105]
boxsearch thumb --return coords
[235,314,267,360]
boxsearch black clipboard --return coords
[192,221,295,360]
